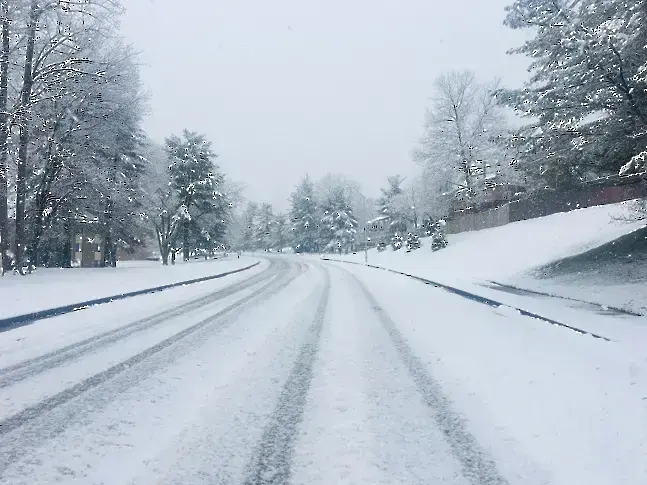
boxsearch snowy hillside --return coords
[328,201,647,314]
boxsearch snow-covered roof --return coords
[367,215,390,225]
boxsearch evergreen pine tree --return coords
[290,175,319,253]
[272,213,289,252]
[320,186,358,254]
[255,203,274,251]
[166,130,222,261]
[376,175,408,234]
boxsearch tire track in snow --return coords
[347,270,510,485]
[242,266,330,485]
[0,259,284,389]
[0,259,306,463]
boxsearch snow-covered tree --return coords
[221,179,245,249]
[11,0,123,272]
[320,186,358,254]
[150,187,183,266]
[0,0,148,273]
[290,175,319,253]
[0,0,12,273]
[376,175,409,234]
[239,202,258,251]
[187,186,230,256]
[23,41,148,269]
[409,167,451,223]
[142,141,179,265]
[414,71,511,208]
[501,0,647,183]
[166,130,223,261]
[272,212,289,252]
[145,136,231,264]
[621,151,647,176]
[315,173,360,204]
[254,203,274,251]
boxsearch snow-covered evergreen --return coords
[166,130,226,262]
[502,0,647,184]
[290,175,320,253]
[254,203,274,251]
[272,213,290,252]
[320,186,358,254]
[376,175,409,234]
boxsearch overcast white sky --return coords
[120,0,529,210]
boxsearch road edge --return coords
[0,261,261,332]
[321,257,612,342]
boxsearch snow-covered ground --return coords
[333,262,647,485]
[2,202,646,483]
[327,201,647,317]
[0,259,272,371]
[0,255,259,319]
[1,257,644,484]
[517,276,647,316]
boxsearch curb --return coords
[486,280,642,317]
[0,261,260,332]
[321,257,612,342]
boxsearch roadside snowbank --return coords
[0,256,259,319]
[333,202,641,281]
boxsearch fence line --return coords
[445,177,647,235]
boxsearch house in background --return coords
[366,215,390,245]
[71,220,104,268]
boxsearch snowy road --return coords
[1,256,645,484]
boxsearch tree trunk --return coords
[29,239,39,269]
[110,242,117,267]
[103,238,109,267]
[59,238,69,268]
[156,223,168,266]
[182,219,189,261]
[103,221,117,267]
[104,155,118,268]
[102,234,111,268]
[63,222,72,268]
[14,0,38,275]
[0,0,10,274]
[157,231,169,266]
[28,221,43,270]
